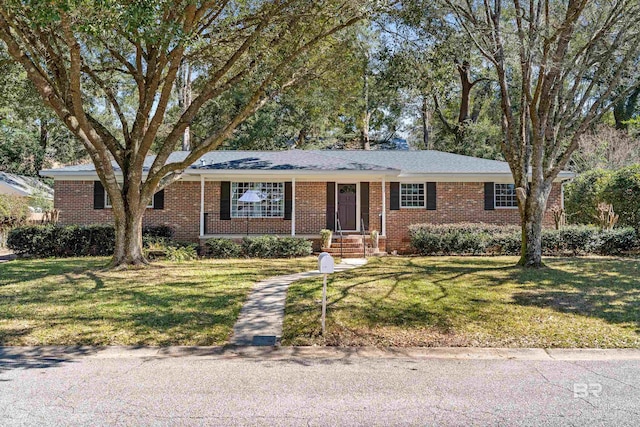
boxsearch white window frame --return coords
[400,183,426,208]
[105,191,154,209]
[231,182,284,219]
[494,183,518,209]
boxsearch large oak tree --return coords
[0,0,370,267]
[444,0,640,267]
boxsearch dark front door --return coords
[337,184,357,230]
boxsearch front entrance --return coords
[337,184,357,230]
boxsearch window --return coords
[495,183,518,208]
[231,182,284,218]
[400,183,425,208]
[105,192,154,208]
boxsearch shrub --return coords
[241,235,312,258]
[541,226,596,255]
[604,165,640,230]
[592,227,637,255]
[142,224,174,239]
[409,223,521,255]
[205,238,242,259]
[242,235,277,258]
[275,237,312,258]
[8,224,172,258]
[564,169,612,225]
[7,224,115,257]
[165,244,198,262]
[320,229,332,248]
[0,194,30,248]
[409,223,638,257]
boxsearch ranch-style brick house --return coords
[41,150,574,254]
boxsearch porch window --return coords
[495,183,518,208]
[231,182,284,218]
[400,183,425,208]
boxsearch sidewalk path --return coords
[231,258,367,346]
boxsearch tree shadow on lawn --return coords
[0,258,107,287]
[286,257,640,343]
[509,258,640,332]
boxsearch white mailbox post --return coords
[318,252,335,334]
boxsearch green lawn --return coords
[283,256,640,348]
[0,257,316,346]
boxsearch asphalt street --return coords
[1,347,640,426]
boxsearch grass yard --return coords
[283,256,640,348]
[0,257,317,346]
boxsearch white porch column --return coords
[291,178,296,236]
[199,175,205,237]
[381,178,386,236]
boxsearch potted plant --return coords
[320,229,332,249]
[370,229,379,251]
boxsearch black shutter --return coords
[484,182,495,210]
[360,182,370,230]
[426,182,437,210]
[220,181,231,220]
[93,181,105,210]
[284,181,292,220]
[153,189,165,210]
[390,182,400,210]
[326,182,336,230]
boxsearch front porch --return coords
[195,176,389,241]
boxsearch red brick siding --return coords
[383,182,563,253]
[54,179,562,251]
[203,181,326,235]
[54,180,200,241]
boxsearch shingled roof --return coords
[0,172,54,198]
[41,149,574,179]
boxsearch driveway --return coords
[0,250,15,263]
[1,347,639,426]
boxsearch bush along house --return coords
[41,150,574,256]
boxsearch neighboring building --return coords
[40,150,573,254]
[0,172,54,203]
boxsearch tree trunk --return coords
[456,60,473,123]
[360,110,371,150]
[421,95,432,149]
[111,201,147,268]
[517,183,551,268]
[179,61,192,151]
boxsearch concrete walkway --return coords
[231,258,367,346]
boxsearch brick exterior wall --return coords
[203,181,326,235]
[54,179,563,252]
[54,180,200,241]
[382,182,563,253]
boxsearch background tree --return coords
[444,0,640,267]
[1,45,84,175]
[0,0,369,267]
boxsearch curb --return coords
[3,346,640,361]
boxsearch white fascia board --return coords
[398,171,575,183]
[41,169,401,182]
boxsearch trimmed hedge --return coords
[204,236,312,258]
[241,236,312,258]
[205,238,242,259]
[409,223,638,256]
[8,224,116,257]
[7,224,176,258]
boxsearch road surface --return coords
[1,347,640,426]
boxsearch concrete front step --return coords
[329,243,365,249]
